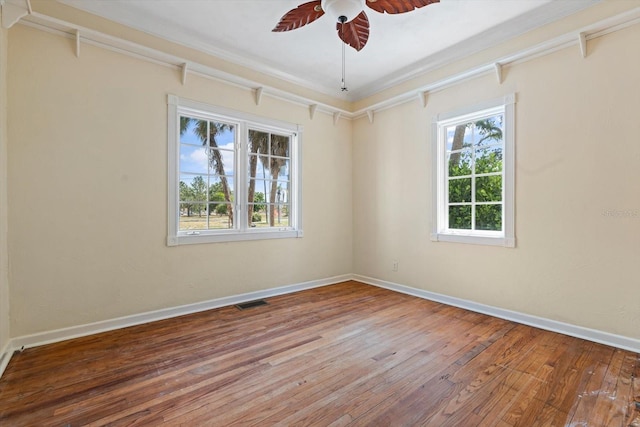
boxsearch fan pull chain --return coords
[339,16,348,92]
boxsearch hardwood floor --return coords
[0,281,638,426]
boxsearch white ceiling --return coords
[56,0,600,101]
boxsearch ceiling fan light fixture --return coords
[321,0,364,23]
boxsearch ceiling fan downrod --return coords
[339,15,348,92]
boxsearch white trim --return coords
[0,341,12,379]
[431,94,516,247]
[0,0,30,29]
[354,274,640,354]
[494,63,503,85]
[578,32,588,58]
[2,273,639,381]
[18,13,352,118]
[349,1,602,100]
[11,6,639,116]
[167,94,303,246]
[351,7,640,118]
[8,274,352,353]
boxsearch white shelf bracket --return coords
[578,32,587,58]
[366,110,374,124]
[309,104,318,120]
[180,63,188,85]
[419,91,429,108]
[494,63,503,84]
[75,29,80,58]
[333,112,341,126]
[1,0,30,29]
[254,87,263,106]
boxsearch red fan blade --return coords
[272,1,325,32]
[366,0,439,14]
[337,11,369,51]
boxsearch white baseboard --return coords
[3,274,352,373]
[2,273,637,381]
[354,274,640,354]
[0,341,12,379]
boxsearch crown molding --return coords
[351,6,640,119]
[1,0,30,29]
[13,5,640,122]
[20,12,353,118]
[348,0,602,101]
[54,0,349,102]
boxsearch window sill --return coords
[430,232,515,248]
[168,229,303,246]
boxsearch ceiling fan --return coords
[273,0,440,52]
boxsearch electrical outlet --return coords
[392,260,398,272]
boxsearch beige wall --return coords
[0,26,9,352]
[7,25,353,336]
[353,23,640,339]
[4,3,640,344]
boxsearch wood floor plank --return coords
[0,281,638,426]
[580,348,626,427]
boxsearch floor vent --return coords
[235,299,268,310]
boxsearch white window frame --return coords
[167,95,303,246]
[431,94,516,247]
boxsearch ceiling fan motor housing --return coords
[321,0,364,23]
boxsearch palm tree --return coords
[474,118,502,145]
[180,117,234,226]
[263,134,289,227]
[248,130,269,225]
[247,131,289,227]
[448,124,467,169]
[448,118,502,170]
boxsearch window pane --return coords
[207,148,234,177]
[248,155,269,177]
[449,178,471,203]
[209,175,234,201]
[476,205,502,231]
[179,175,207,202]
[473,115,503,146]
[249,130,269,154]
[448,150,472,177]
[208,204,234,229]
[249,179,271,202]
[275,159,290,180]
[179,203,208,230]
[270,135,290,157]
[446,124,469,151]
[207,121,235,148]
[248,186,267,207]
[180,145,209,174]
[269,203,290,227]
[256,155,270,175]
[449,206,472,230]
[253,202,291,228]
[248,204,268,227]
[476,175,502,202]
[248,154,261,178]
[475,147,503,174]
[180,117,207,146]
[275,181,289,203]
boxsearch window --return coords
[431,94,515,247]
[167,95,302,245]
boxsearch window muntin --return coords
[179,117,237,232]
[432,95,515,247]
[445,114,504,233]
[247,129,291,229]
[167,96,302,245]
